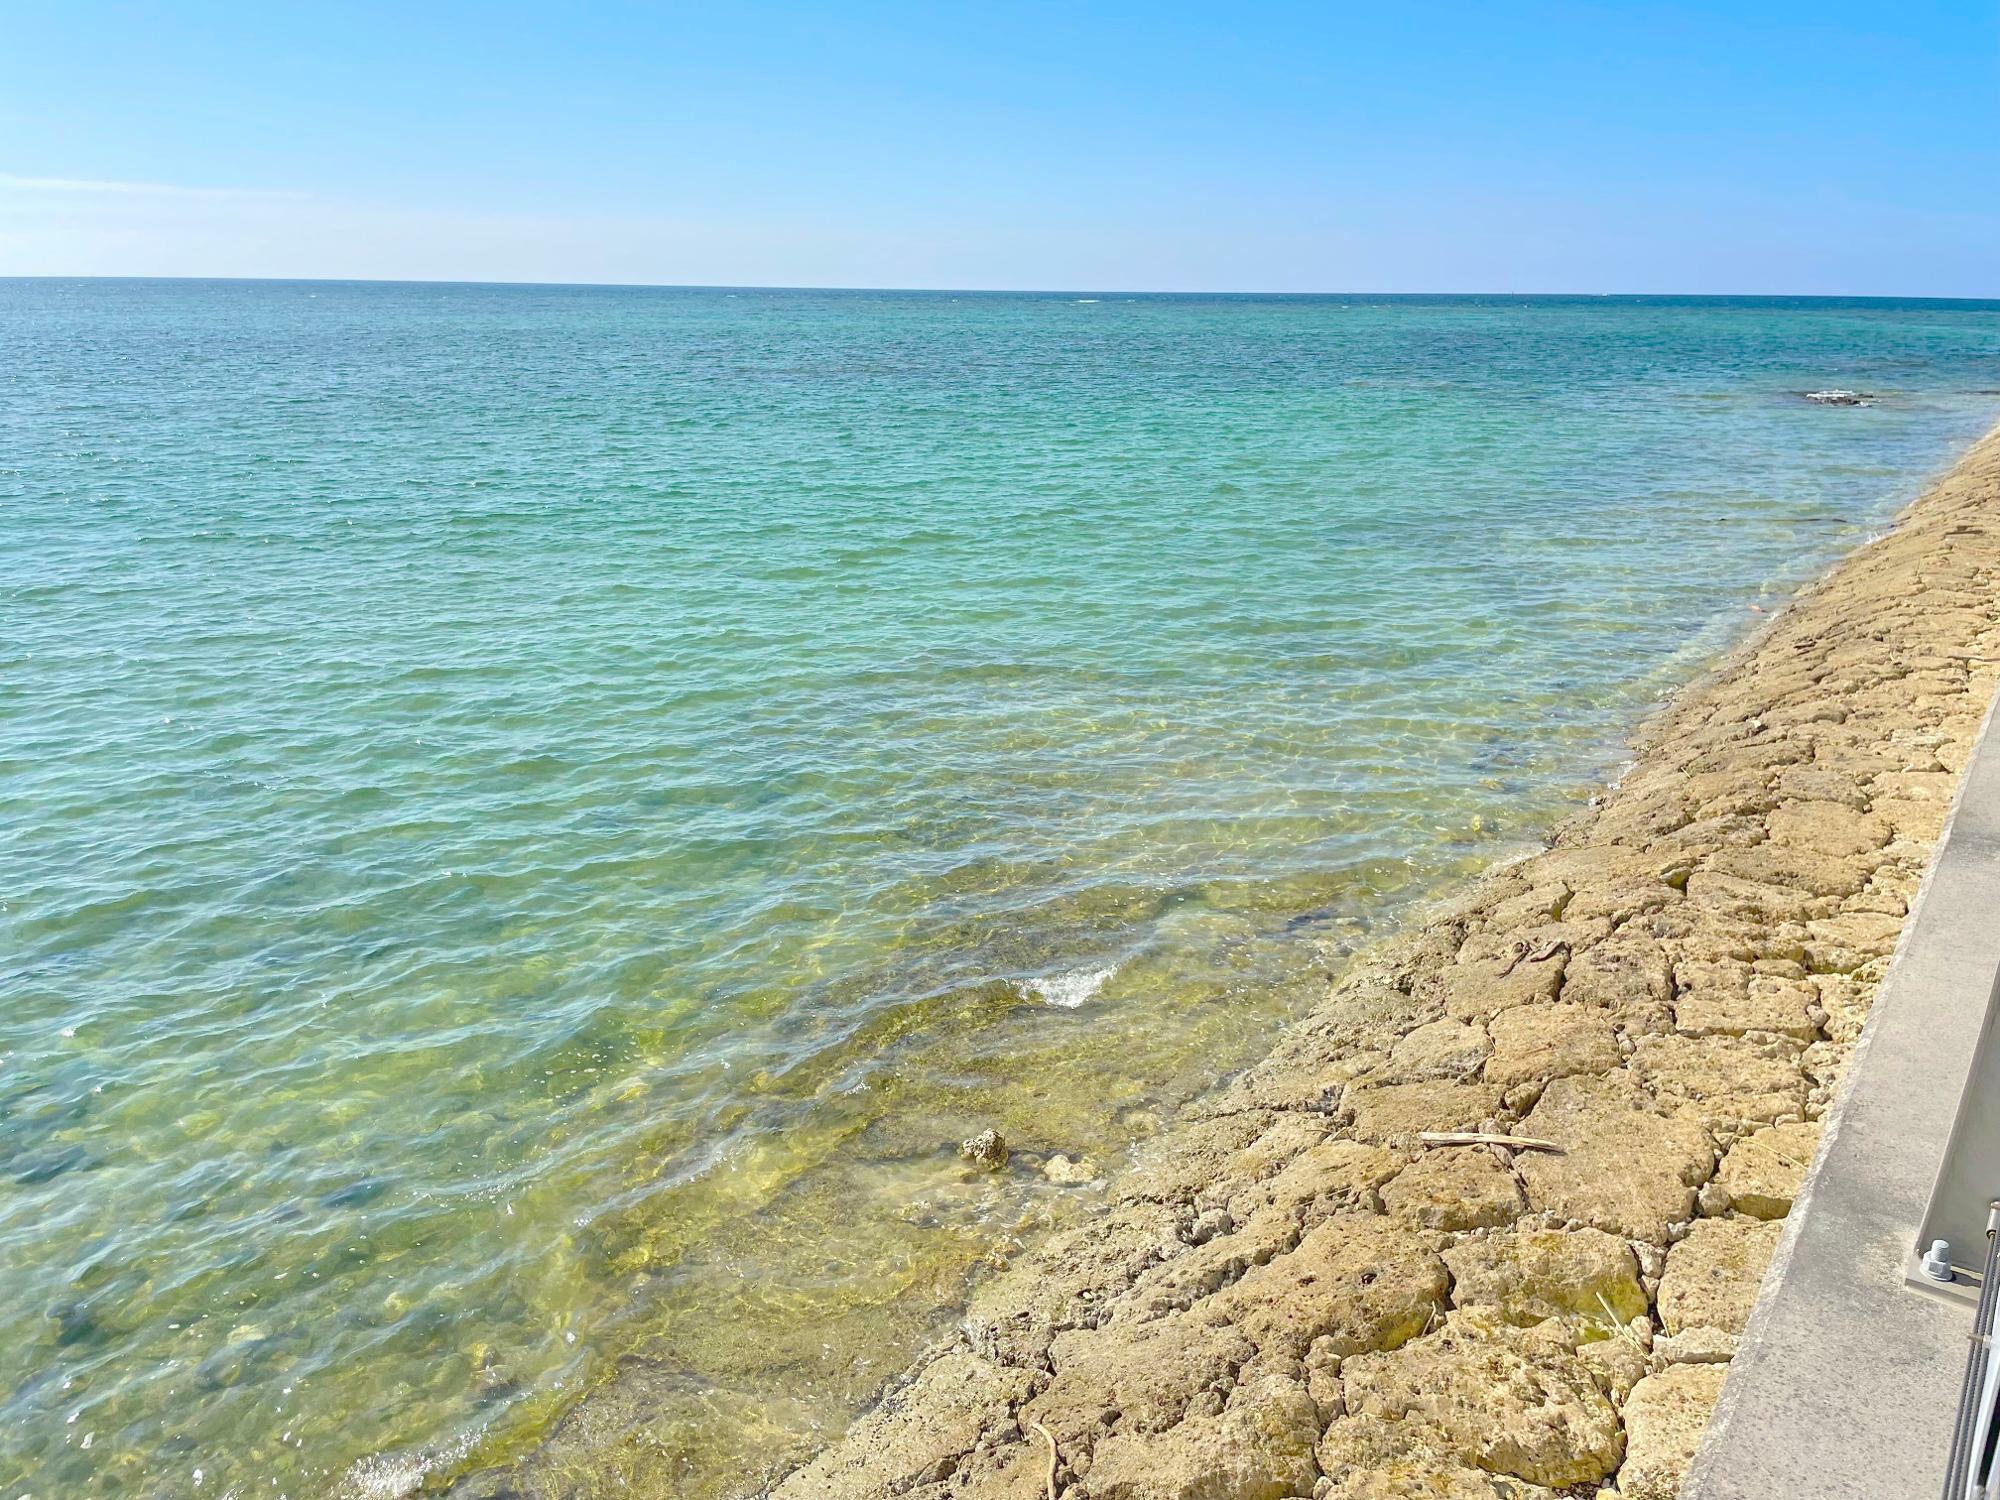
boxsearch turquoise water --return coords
[3,283,1998,1499]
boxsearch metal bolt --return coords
[1922,1239,1956,1283]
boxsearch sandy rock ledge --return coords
[766,428,2000,1499]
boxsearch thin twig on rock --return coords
[1495,938,1567,976]
[1417,1131,1565,1153]
[1031,1419,1058,1500]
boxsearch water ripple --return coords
[2,282,1998,1498]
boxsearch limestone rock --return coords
[1334,1314,1624,1489]
[1653,812,1765,859]
[770,1352,1037,1499]
[1775,762,1869,807]
[1673,964,1818,1041]
[1705,844,1870,899]
[1560,875,1683,925]
[1523,842,1686,892]
[1515,1076,1714,1242]
[1619,1363,1728,1500]
[1084,1369,1320,1500]
[1221,1140,1402,1232]
[1873,795,1948,842]
[1871,767,1958,803]
[1441,1227,1647,1326]
[1716,1121,1819,1219]
[1484,1004,1621,1087]
[1684,870,1823,924]
[1346,1080,1505,1145]
[1031,1315,1256,1448]
[1631,1033,1806,1129]
[1560,931,1673,1017]
[1766,799,1892,857]
[1652,1326,1738,1365]
[1803,909,1908,973]
[966,1203,1183,1365]
[1426,874,1533,926]
[1202,1217,1450,1362]
[1380,1149,1526,1231]
[1217,1113,1343,1191]
[1816,976,1872,1048]
[961,1129,1009,1169]
[1485,885,1571,929]
[1120,1112,1288,1207]
[1043,1153,1099,1186]
[1117,1208,1297,1323]
[1576,1325,1650,1406]
[1316,1455,1559,1498]
[1437,940,1567,1023]
[1187,1208,1233,1245]
[1657,1215,1782,1336]
[1381,1018,1490,1083]
[1684,767,1778,818]
[925,1438,1055,1500]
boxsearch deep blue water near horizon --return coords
[4,281,1998,1498]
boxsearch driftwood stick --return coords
[1417,1131,1565,1154]
[1031,1419,1059,1500]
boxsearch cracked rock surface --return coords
[763,431,2000,1498]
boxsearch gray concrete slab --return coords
[1687,691,2000,1499]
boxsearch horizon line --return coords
[3,274,1998,303]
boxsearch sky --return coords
[2,1,1996,294]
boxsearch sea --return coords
[4,282,1998,1498]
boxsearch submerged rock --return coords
[959,1129,1009,1169]
[1041,1153,1098,1185]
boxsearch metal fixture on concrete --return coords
[1928,1240,1962,1284]
[1942,1204,2000,1499]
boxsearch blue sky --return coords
[2,1,1996,292]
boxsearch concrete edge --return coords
[1684,685,2000,1498]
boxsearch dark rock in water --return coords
[48,1298,106,1348]
[959,1128,1008,1169]
[12,1144,93,1185]
[320,1176,391,1209]
[1803,389,1873,406]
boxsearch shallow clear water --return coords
[3,282,1997,1498]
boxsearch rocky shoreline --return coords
[768,422,2000,1500]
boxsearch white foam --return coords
[341,1428,482,1500]
[1025,965,1116,1008]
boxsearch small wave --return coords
[1074,299,1100,304]
[342,1428,483,1500]
[1025,965,1116,1008]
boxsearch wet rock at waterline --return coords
[959,1129,1009,1169]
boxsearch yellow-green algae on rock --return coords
[680,425,2000,1500]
